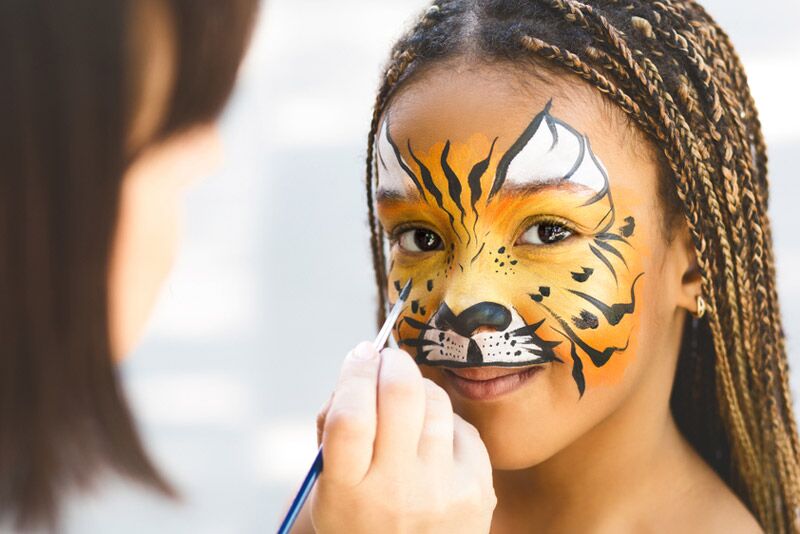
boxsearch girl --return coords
[311,0,799,532]
[0,0,257,529]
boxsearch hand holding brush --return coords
[280,280,496,534]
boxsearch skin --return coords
[304,60,761,533]
[108,0,222,359]
[109,125,221,358]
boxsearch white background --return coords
[65,0,800,532]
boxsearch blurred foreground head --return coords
[0,0,258,528]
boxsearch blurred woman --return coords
[0,0,258,529]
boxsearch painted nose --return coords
[433,301,512,338]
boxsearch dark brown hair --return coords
[364,1,799,532]
[0,0,258,529]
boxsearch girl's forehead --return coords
[382,65,659,204]
[386,63,612,151]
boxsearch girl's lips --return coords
[442,365,543,401]
[448,366,527,381]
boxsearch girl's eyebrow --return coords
[500,180,594,199]
[377,181,593,204]
[376,187,422,203]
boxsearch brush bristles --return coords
[399,279,413,302]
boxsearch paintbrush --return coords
[276,279,413,534]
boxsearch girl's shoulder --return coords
[680,458,764,534]
[702,486,763,534]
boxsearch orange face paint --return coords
[377,100,644,396]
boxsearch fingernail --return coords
[351,342,377,361]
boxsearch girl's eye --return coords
[518,221,573,245]
[397,228,444,252]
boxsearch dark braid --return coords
[363,0,800,531]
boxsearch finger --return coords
[321,341,381,486]
[417,379,455,465]
[453,414,493,485]
[316,392,334,447]
[373,348,426,466]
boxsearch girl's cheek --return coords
[388,258,445,342]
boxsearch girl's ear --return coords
[673,222,703,315]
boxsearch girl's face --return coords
[377,63,691,468]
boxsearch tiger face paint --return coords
[377,99,644,397]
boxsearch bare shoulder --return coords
[701,481,763,534]
[646,435,764,534]
[682,458,763,534]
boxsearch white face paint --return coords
[377,118,418,196]
[419,308,559,367]
[491,100,608,199]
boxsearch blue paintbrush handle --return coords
[276,447,323,534]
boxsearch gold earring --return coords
[693,295,707,319]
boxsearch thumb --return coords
[316,392,334,446]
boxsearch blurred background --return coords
[64,0,799,532]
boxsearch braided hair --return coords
[363,1,799,531]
